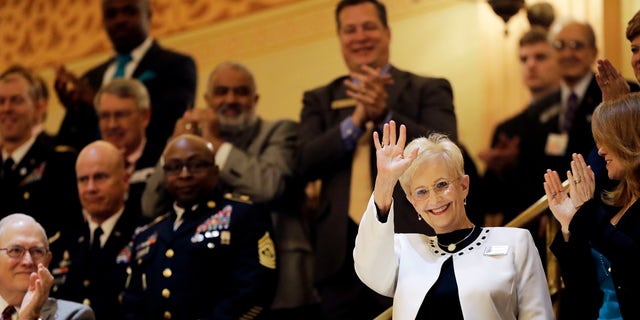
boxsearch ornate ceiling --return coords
[0,0,298,70]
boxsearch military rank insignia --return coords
[117,241,134,264]
[258,232,276,269]
[18,162,46,187]
[191,205,232,243]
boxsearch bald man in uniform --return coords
[121,134,277,319]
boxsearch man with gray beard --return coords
[141,61,319,318]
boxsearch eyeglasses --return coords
[162,159,214,176]
[412,177,460,201]
[0,246,48,260]
[552,40,588,51]
[97,109,135,122]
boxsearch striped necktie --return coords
[563,91,579,132]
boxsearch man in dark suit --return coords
[121,134,277,319]
[297,0,458,318]
[50,141,142,320]
[0,213,94,320]
[479,27,562,225]
[54,0,197,153]
[93,78,161,218]
[0,67,82,238]
[518,21,639,208]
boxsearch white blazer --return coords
[353,195,554,320]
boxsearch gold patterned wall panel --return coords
[0,0,299,71]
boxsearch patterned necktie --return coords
[113,54,132,79]
[563,91,579,132]
[1,305,15,320]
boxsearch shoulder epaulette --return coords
[48,231,61,245]
[54,145,77,154]
[133,212,171,236]
[224,192,253,204]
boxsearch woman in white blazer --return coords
[353,121,553,319]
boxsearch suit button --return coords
[163,268,172,278]
[164,311,171,319]
[165,249,174,258]
[162,288,171,298]
[83,298,91,306]
[83,280,90,287]
[23,192,30,200]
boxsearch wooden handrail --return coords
[372,179,570,319]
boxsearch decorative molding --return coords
[0,0,298,71]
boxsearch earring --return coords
[464,198,467,206]
[418,214,422,221]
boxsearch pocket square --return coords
[137,70,157,82]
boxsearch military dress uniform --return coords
[121,194,277,320]
[0,139,82,236]
[49,209,141,320]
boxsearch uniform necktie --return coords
[113,54,132,79]
[1,305,15,320]
[92,227,103,252]
[563,91,579,132]
[1,157,14,179]
[348,122,374,224]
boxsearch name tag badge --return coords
[484,245,509,256]
[545,133,568,156]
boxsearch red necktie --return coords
[1,305,16,320]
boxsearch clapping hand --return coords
[544,153,595,239]
[54,66,96,110]
[20,263,53,320]
[372,121,418,214]
[596,59,630,102]
[345,65,394,126]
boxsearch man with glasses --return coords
[519,20,639,197]
[49,141,143,319]
[0,213,94,319]
[93,78,162,218]
[121,134,277,319]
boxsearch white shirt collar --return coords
[88,206,125,247]
[561,71,593,107]
[2,135,37,166]
[102,37,154,83]
[0,296,16,320]
[172,202,198,230]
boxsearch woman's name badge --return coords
[484,245,509,256]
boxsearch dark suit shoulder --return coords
[149,41,195,61]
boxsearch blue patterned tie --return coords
[113,54,132,79]
[563,92,578,132]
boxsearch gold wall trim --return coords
[0,0,299,71]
